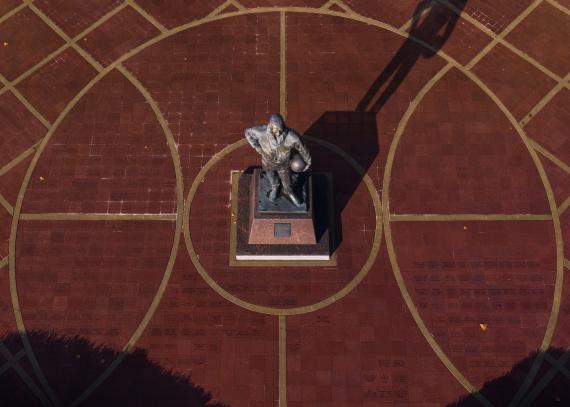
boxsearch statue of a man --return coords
[244,114,311,206]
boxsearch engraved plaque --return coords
[274,223,291,238]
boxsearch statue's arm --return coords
[244,127,263,155]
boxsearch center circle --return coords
[183,136,383,315]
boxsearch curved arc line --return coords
[381,63,494,405]
[68,65,185,406]
[182,137,383,316]
[9,63,183,406]
[4,4,561,405]
[457,69,564,407]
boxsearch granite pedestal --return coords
[234,169,332,261]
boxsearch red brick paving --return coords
[0,0,20,17]
[390,67,551,215]
[136,249,280,407]
[391,220,557,394]
[14,220,176,404]
[538,157,570,208]
[135,0,226,29]
[125,13,281,194]
[33,0,123,38]
[81,6,160,67]
[189,145,376,308]
[287,244,469,407]
[459,0,536,34]
[473,43,557,121]
[22,70,177,214]
[16,48,98,122]
[0,8,65,81]
[0,154,32,207]
[506,2,570,77]
[0,92,45,167]
[0,3,568,406]
[525,89,570,165]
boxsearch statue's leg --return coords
[278,168,301,206]
[264,169,280,202]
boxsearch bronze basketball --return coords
[290,154,306,172]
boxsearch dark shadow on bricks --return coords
[0,331,228,407]
[304,0,468,254]
[448,347,570,406]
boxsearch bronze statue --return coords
[244,114,311,206]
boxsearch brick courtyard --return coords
[0,0,569,406]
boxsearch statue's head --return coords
[268,113,286,141]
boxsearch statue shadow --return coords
[0,331,228,407]
[448,347,570,406]
[304,0,468,253]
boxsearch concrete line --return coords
[20,213,177,221]
[382,62,492,407]
[0,142,40,177]
[558,196,570,216]
[68,63,184,407]
[390,214,553,222]
[0,1,28,25]
[547,0,570,16]
[0,256,7,270]
[0,74,51,128]
[0,348,25,377]
[280,11,286,117]
[0,192,14,215]
[498,38,564,83]
[0,44,70,96]
[399,5,430,31]
[437,0,563,83]
[0,342,51,406]
[465,0,543,70]
[28,3,104,72]
[320,0,337,9]
[127,0,168,33]
[544,352,570,379]
[73,2,129,40]
[207,0,235,18]
[519,351,570,407]
[229,0,246,11]
[530,139,570,174]
[279,315,287,407]
[0,5,557,403]
[520,73,570,127]
[0,2,126,96]
[330,0,355,14]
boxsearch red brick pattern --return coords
[135,250,280,407]
[391,220,557,391]
[189,146,376,308]
[0,154,32,207]
[33,0,123,38]
[525,89,570,165]
[0,0,20,16]
[0,8,64,81]
[16,48,98,122]
[0,2,567,406]
[473,43,557,121]
[22,70,177,214]
[14,220,176,404]
[506,2,570,77]
[0,92,45,167]
[459,0,536,34]
[81,6,159,67]
[125,14,281,194]
[135,0,226,29]
[390,67,551,215]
